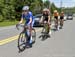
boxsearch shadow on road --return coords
[52,29,57,31]
[18,43,26,53]
[39,34,51,41]
[18,42,35,53]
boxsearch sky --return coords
[49,0,75,8]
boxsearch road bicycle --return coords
[40,21,51,40]
[16,24,36,52]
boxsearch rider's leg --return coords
[48,22,52,35]
[26,25,32,47]
[60,19,62,26]
[25,23,31,45]
[47,22,50,33]
[55,17,59,30]
[55,19,57,27]
[57,18,58,26]
[31,20,35,32]
[60,19,63,26]
[62,19,64,26]
[60,16,64,26]
[54,17,57,26]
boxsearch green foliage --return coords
[0,0,59,22]
[44,0,50,8]
[51,3,57,14]
[0,15,3,22]
[63,7,75,13]
[0,20,19,27]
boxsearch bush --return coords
[0,15,4,22]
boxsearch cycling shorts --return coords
[43,19,48,22]
[54,16,58,20]
[60,16,64,20]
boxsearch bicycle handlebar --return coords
[16,24,31,30]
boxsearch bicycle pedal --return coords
[41,32,44,33]
[59,27,62,29]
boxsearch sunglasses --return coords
[23,10,28,12]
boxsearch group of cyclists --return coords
[17,6,64,48]
[53,10,64,30]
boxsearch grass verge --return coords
[0,21,19,27]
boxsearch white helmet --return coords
[22,6,29,10]
[43,8,49,12]
[61,11,64,13]
[54,10,57,13]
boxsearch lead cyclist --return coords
[17,6,34,47]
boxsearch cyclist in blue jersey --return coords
[18,6,34,47]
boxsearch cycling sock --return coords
[29,36,32,44]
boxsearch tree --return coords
[51,3,57,14]
[0,0,44,21]
[44,0,50,8]
[0,0,5,21]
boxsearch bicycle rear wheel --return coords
[18,32,26,51]
[60,20,63,28]
[31,29,36,44]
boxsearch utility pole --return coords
[49,0,51,15]
[60,0,62,12]
[49,0,50,10]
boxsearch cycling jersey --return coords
[54,12,59,20]
[54,12,59,17]
[21,11,34,26]
[43,14,49,22]
[60,13,64,19]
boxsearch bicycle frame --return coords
[42,21,49,34]
[17,24,36,52]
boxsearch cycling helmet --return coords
[43,8,49,12]
[54,10,57,13]
[61,11,64,13]
[22,6,29,10]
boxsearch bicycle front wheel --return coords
[18,32,26,51]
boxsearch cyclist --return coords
[60,11,64,28]
[53,10,59,30]
[18,6,34,47]
[40,8,51,35]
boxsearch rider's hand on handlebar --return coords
[16,23,20,30]
[16,23,20,27]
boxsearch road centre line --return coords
[0,28,42,46]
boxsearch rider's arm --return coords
[48,15,50,23]
[57,13,59,16]
[19,13,24,24]
[29,17,32,24]
[19,18,23,24]
[29,12,33,24]
[40,16,43,23]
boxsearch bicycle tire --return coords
[31,29,36,44]
[60,21,63,26]
[18,32,26,51]
[42,26,47,38]
[55,24,58,30]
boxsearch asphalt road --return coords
[0,25,19,40]
[0,17,75,57]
